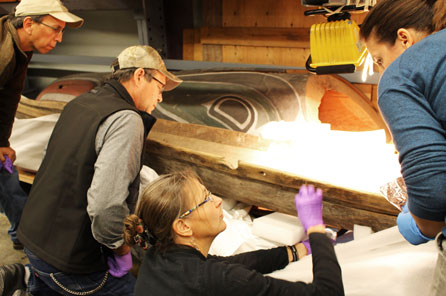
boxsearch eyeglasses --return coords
[149,75,166,93]
[35,20,65,35]
[151,75,166,88]
[143,71,166,91]
[179,190,214,218]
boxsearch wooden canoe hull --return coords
[145,119,398,232]
[15,71,397,231]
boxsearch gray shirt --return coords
[87,109,145,249]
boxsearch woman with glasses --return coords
[124,170,344,295]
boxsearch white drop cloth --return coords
[269,226,437,296]
[210,199,437,296]
[9,114,60,172]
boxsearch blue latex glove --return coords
[401,203,409,213]
[295,184,324,232]
[0,155,13,174]
[397,211,433,245]
[107,252,132,278]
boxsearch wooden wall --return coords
[183,0,377,107]
[184,0,368,66]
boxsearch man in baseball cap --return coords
[0,1,84,288]
[114,45,182,92]
[15,45,181,294]
[15,0,84,28]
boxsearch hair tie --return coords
[133,220,157,250]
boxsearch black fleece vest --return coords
[18,80,156,273]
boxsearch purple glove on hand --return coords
[0,155,13,174]
[295,184,324,232]
[107,252,132,278]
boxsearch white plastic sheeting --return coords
[211,200,437,296]
[271,226,437,295]
[10,113,60,172]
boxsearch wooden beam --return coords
[143,124,398,232]
[200,27,310,48]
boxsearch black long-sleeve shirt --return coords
[135,232,344,296]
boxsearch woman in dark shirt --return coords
[124,170,344,295]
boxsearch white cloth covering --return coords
[269,226,437,296]
[211,199,437,296]
[10,114,60,172]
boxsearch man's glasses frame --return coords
[179,190,214,219]
[35,20,65,35]
[142,70,166,91]
[150,75,166,91]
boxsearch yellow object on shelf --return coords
[309,19,367,73]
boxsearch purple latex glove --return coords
[1,155,13,174]
[302,239,311,255]
[107,252,132,278]
[295,184,324,232]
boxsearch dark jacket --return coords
[136,233,344,296]
[0,15,32,147]
[18,80,156,273]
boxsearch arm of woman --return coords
[305,225,344,295]
[205,226,344,296]
[208,241,308,274]
[208,246,290,274]
[412,214,446,238]
[378,42,446,239]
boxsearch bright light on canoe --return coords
[361,53,374,82]
[257,121,401,194]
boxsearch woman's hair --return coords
[124,170,202,251]
[434,0,446,30]
[360,0,437,44]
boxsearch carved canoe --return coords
[15,70,399,231]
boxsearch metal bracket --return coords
[138,0,168,58]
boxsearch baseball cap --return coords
[15,0,84,28]
[116,45,182,91]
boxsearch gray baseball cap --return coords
[116,45,182,91]
[15,0,84,28]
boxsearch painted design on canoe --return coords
[35,70,386,135]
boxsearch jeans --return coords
[25,249,136,296]
[0,166,27,243]
[429,228,446,296]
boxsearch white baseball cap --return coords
[15,0,84,28]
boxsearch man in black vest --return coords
[1,45,181,295]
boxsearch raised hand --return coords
[295,184,324,232]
